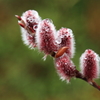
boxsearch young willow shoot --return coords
[15,10,100,91]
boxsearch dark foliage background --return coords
[0,0,100,100]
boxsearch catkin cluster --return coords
[16,10,100,83]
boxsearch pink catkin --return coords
[55,54,76,82]
[36,19,58,55]
[20,10,41,49]
[80,49,100,81]
[56,28,75,58]
[21,10,41,34]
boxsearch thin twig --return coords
[75,70,100,91]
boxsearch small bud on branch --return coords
[55,46,68,58]
[15,15,22,20]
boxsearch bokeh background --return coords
[0,0,100,100]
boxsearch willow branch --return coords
[75,69,100,91]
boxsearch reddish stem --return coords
[75,69,100,91]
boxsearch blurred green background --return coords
[0,0,100,100]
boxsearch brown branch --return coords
[75,69,100,91]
